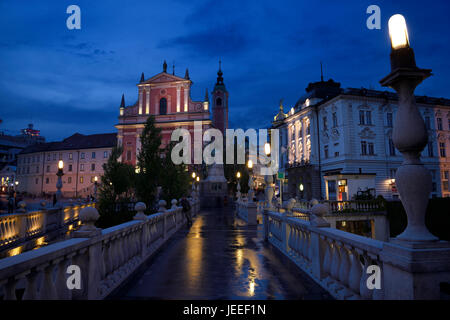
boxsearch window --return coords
[92,152,96,159]
[440,142,447,157]
[59,153,62,160]
[69,153,73,160]
[80,177,84,184]
[389,138,396,156]
[443,181,449,192]
[46,178,49,184]
[80,164,85,171]
[159,98,167,115]
[35,178,39,185]
[332,113,337,127]
[361,141,367,155]
[390,169,396,179]
[91,163,95,171]
[366,111,372,125]
[126,150,132,161]
[46,165,50,173]
[368,142,374,155]
[425,116,431,130]
[359,110,365,125]
[68,164,73,172]
[68,177,72,184]
[47,154,50,161]
[387,113,393,127]
[324,145,329,159]
[216,97,222,106]
[437,118,443,130]
[444,171,449,180]
[323,117,328,131]
[104,151,108,158]
[36,166,39,173]
[334,151,339,157]
[428,142,434,157]
[81,152,85,159]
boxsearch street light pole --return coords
[247,160,254,202]
[380,14,436,242]
[56,160,64,207]
[94,176,98,201]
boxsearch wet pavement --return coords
[112,207,332,300]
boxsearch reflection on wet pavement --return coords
[113,207,332,300]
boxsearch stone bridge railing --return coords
[0,198,199,300]
[263,204,450,300]
[0,201,94,255]
[293,199,384,214]
[235,199,257,225]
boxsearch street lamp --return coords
[380,14,436,242]
[236,171,241,200]
[247,160,254,202]
[192,172,196,179]
[94,176,98,201]
[264,142,271,156]
[55,160,64,207]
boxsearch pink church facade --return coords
[116,61,228,166]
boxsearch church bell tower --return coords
[212,61,228,135]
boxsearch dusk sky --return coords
[1,0,449,141]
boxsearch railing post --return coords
[262,208,269,241]
[310,203,331,280]
[73,206,102,300]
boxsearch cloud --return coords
[158,23,251,57]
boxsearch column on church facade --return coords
[138,90,143,115]
[184,86,189,112]
[146,90,150,114]
[176,86,181,112]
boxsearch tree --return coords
[135,116,163,207]
[97,146,136,228]
[159,142,190,204]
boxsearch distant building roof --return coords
[19,133,117,155]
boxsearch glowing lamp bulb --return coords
[236,172,241,179]
[94,176,98,182]
[299,183,304,192]
[247,160,253,169]
[192,172,196,179]
[388,14,410,50]
[196,176,200,182]
[58,160,64,169]
[264,143,271,156]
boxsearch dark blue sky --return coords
[1,0,449,141]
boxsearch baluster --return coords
[38,263,57,299]
[22,269,39,300]
[359,253,372,299]
[3,277,18,300]
[338,245,351,288]
[301,229,309,259]
[348,248,363,296]
[330,241,341,280]
[321,237,332,277]
[55,257,71,300]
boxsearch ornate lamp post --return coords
[56,160,64,207]
[247,159,254,202]
[264,142,275,209]
[236,171,241,200]
[380,14,436,242]
[196,176,200,199]
[93,176,98,201]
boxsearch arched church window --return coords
[216,97,222,106]
[159,98,167,115]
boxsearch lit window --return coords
[104,151,108,158]
[68,177,72,184]
[80,164,84,171]
[80,177,84,184]
[69,153,73,160]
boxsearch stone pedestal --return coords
[200,163,228,208]
[381,240,450,299]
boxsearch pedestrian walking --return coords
[180,197,192,226]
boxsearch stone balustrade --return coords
[263,207,450,300]
[0,197,200,300]
[0,202,93,254]
[235,199,257,225]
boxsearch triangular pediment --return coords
[139,72,189,85]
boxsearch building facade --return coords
[272,79,450,200]
[116,61,229,167]
[16,133,116,198]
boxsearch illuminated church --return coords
[116,61,229,165]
